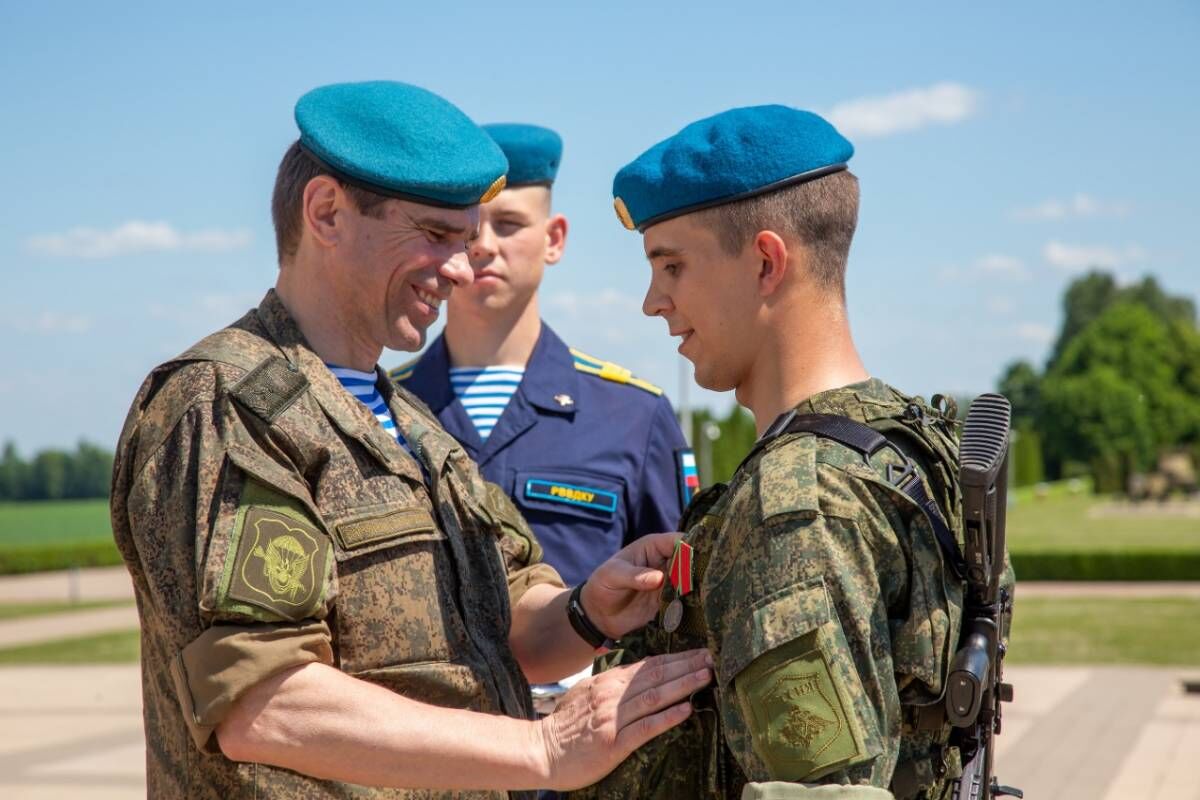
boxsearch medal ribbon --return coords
[669,540,693,596]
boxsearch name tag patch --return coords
[525,478,619,514]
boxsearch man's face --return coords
[336,196,479,352]
[641,214,763,391]
[458,185,563,314]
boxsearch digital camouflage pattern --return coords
[110,289,562,799]
[570,379,976,800]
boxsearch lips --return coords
[412,285,443,317]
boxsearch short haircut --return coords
[695,170,859,296]
[270,140,391,264]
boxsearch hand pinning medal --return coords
[662,540,693,633]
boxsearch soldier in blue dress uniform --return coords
[390,123,693,590]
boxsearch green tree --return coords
[65,441,114,499]
[0,442,27,500]
[997,360,1041,426]
[29,450,70,500]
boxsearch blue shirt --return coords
[391,323,693,587]
[448,366,525,440]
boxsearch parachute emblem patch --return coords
[228,507,328,621]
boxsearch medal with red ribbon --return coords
[669,540,694,596]
[662,540,693,634]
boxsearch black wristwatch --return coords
[567,582,609,649]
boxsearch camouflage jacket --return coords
[569,379,968,800]
[110,290,562,800]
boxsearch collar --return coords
[410,322,582,415]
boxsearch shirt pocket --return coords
[325,499,470,674]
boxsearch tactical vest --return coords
[584,390,965,800]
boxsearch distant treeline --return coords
[0,441,113,501]
[999,270,1200,491]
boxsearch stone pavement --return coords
[1,663,1198,799]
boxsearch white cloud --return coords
[826,82,980,139]
[1014,322,1054,345]
[8,311,92,334]
[1043,240,1147,272]
[976,254,1029,280]
[148,292,260,326]
[27,221,252,259]
[986,296,1015,315]
[1013,193,1130,221]
[938,253,1027,283]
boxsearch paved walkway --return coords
[0,566,133,604]
[0,663,1198,799]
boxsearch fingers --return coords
[596,557,664,591]
[621,649,713,695]
[614,650,713,732]
[639,532,683,568]
[614,699,693,755]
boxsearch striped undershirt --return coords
[326,364,410,450]
[449,366,525,440]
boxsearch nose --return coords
[642,276,672,318]
[468,221,498,267]
[440,250,474,288]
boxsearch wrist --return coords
[525,716,555,787]
[567,582,610,648]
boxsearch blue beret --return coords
[483,123,562,187]
[612,105,854,231]
[295,81,509,208]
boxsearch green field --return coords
[0,629,140,664]
[0,500,119,574]
[0,600,132,621]
[1008,596,1200,665]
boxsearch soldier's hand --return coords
[535,648,712,790]
[582,531,680,638]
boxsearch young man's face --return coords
[335,194,478,352]
[641,214,763,392]
[458,185,566,315]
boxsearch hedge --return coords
[0,540,123,575]
[1011,549,1200,581]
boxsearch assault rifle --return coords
[947,394,1021,800]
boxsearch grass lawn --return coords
[0,499,120,574]
[0,629,140,664]
[1008,595,1200,665]
[1007,493,1200,554]
[0,499,112,547]
[0,599,132,621]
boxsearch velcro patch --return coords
[230,356,308,424]
[525,478,618,514]
[227,506,330,622]
[336,508,435,551]
[675,448,699,508]
[735,629,869,781]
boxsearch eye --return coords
[495,221,524,236]
[663,262,681,276]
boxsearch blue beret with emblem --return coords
[295,81,509,208]
[612,104,854,231]
[483,123,563,187]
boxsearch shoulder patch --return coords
[569,347,663,395]
[230,356,308,425]
[388,356,420,383]
[757,434,820,520]
[218,480,332,623]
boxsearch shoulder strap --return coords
[774,412,966,579]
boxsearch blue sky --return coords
[2,1,1197,452]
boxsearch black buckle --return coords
[886,460,920,490]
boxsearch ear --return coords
[543,213,569,266]
[301,175,345,250]
[754,230,789,297]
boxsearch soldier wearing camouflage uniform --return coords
[569,107,980,799]
[111,81,713,799]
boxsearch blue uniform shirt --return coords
[392,323,692,587]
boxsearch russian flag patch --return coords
[676,448,700,508]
